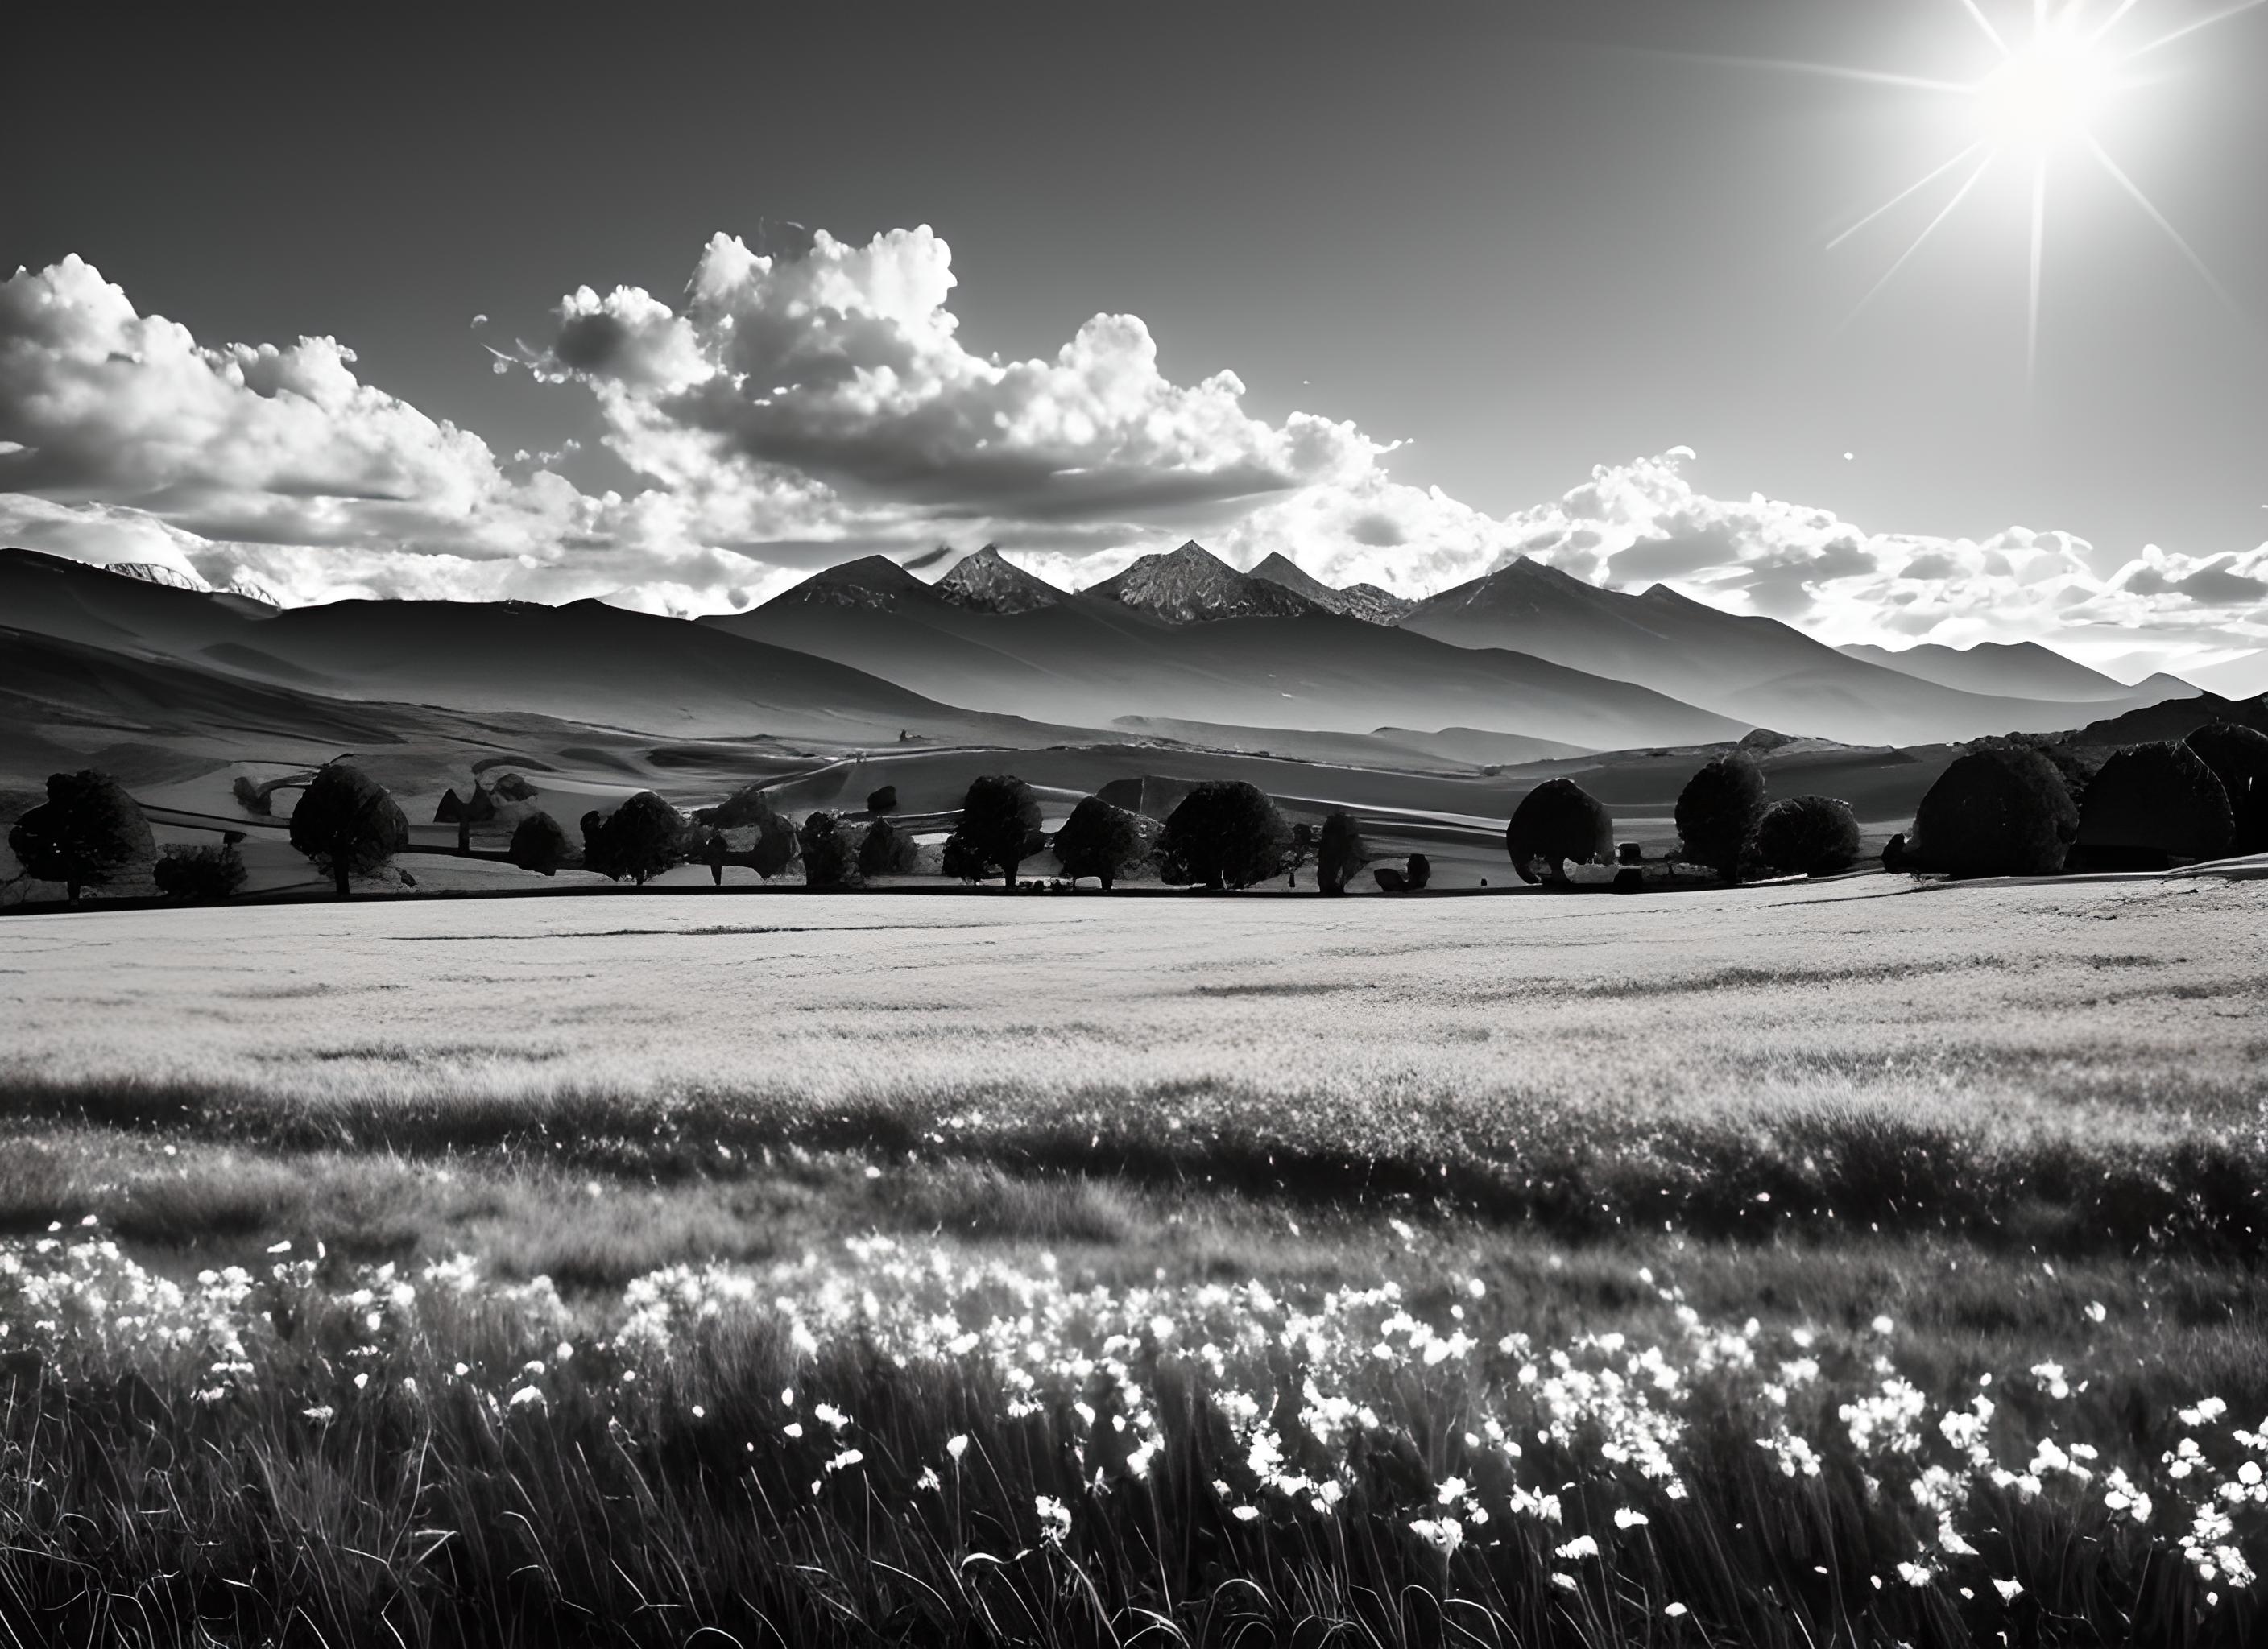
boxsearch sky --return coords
[4,2,2266,686]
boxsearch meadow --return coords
[2,873,2264,1644]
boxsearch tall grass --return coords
[2,1228,2260,1647]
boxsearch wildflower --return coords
[917,1466,942,1492]
[2084,1301,2107,1324]
[1436,1475,1468,1506]
[1409,1516,1463,1555]
[1231,1505,1260,1523]
[1556,1535,1600,1560]
[1550,1573,1579,1593]
[1897,1561,1935,1587]
[302,1405,334,1424]
[1870,1315,1894,1337]
[2179,1397,2228,1427]
[690,1405,706,1420]
[946,1435,969,1461]
[812,1402,850,1431]
[826,1448,864,1473]
[267,1241,292,1255]
[1993,1577,2024,1602]
[783,1423,804,1439]
[1664,1601,1689,1618]
[508,1386,542,1407]
[1614,1506,1650,1530]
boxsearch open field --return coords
[3,877,2266,1644]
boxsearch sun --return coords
[1971,23,2117,149]
[1803,0,2258,377]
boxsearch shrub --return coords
[7,770,154,902]
[1315,812,1370,895]
[152,843,246,902]
[1372,866,1408,893]
[858,816,920,878]
[1674,754,1767,883]
[582,792,685,886]
[288,764,408,899]
[1504,778,1612,885]
[944,775,1044,888]
[2076,741,2233,870]
[507,812,568,876]
[1157,781,1289,891]
[799,812,860,889]
[1753,795,1861,876]
[1905,747,2077,878]
[2183,721,2268,854]
[866,784,899,816]
[1051,796,1144,890]
[1405,852,1431,891]
[230,775,271,816]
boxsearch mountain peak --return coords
[933,544,1063,614]
[1085,540,1322,624]
[1248,551,1416,625]
[768,554,938,613]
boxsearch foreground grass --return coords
[2,879,2262,1641]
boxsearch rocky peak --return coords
[1248,552,1416,625]
[933,545,1063,614]
[1085,540,1323,624]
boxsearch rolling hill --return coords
[1838,639,2193,703]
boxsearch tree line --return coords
[9,719,2264,906]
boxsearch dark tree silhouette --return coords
[1315,811,1370,895]
[1282,821,1317,888]
[232,775,271,816]
[858,816,920,878]
[866,784,899,816]
[697,828,729,885]
[1504,778,1613,885]
[583,791,685,886]
[799,812,859,888]
[2183,721,2268,854]
[288,763,408,899]
[941,836,988,882]
[1157,780,1289,891]
[945,775,1044,887]
[1373,866,1409,893]
[1674,753,1768,884]
[1404,852,1431,891]
[8,770,155,903]
[1906,747,2078,878]
[153,843,246,901]
[1052,796,1144,890]
[435,782,499,852]
[2076,741,2233,870]
[508,812,569,876]
[1753,795,1861,876]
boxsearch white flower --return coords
[1614,1507,1650,1530]
[1993,1577,2024,1602]
[1664,1601,1689,1617]
[1550,1573,1579,1593]
[1409,1516,1463,1555]
[946,1435,969,1461]
[1870,1315,1894,1337]
[301,1406,334,1424]
[1555,1535,1600,1560]
[508,1385,542,1407]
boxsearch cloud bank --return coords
[2,234,2262,685]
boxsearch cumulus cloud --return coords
[2,236,2263,684]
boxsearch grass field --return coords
[2,874,2264,1644]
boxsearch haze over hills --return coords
[1837,639,2192,703]
[1394,556,2194,746]
[710,548,1750,750]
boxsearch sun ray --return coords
[2084,135,2252,321]
[1956,0,2014,56]
[2027,158,2049,382]
[1828,143,1985,250]
[1643,51,1971,93]
[2126,0,2268,57]
[1843,152,1997,326]
[2087,0,2147,43]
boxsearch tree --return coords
[1157,781,1289,891]
[1906,747,2077,878]
[1283,821,1317,889]
[1504,779,1612,885]
[288,763,408,899]
[1753,796,1861,877]
[2183,722,2268,855]
[697,828,729,885]
[859,816,920,878]
[8,771,155,903]
[799,812,860,888]
[1052,796,1144,890]
[1405,852,1431,891]
[1316,812,1370,895]
[435,782,499,852]
[867,783,899,816]
[153,843,246,901]
[2076,741,2233,870]
[944,775,1044,887]
[232,775,272,816]
[508,812,568,876]
[1674,753,1767,884]
[593,792,685,885]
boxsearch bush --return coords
[1753,796,1861,876]
[288,763,408,899]
[231,775,271,816]
[7,770,154,902]
[582,792,685,886]
[1157,781,1289,891]
[2076,741,2233,870]
[858,816,919,878]
[1504,779,1612,885]
[866,784,899,816]
[799,812,860,889]
[1315,812,1370,895]
[507,812,568,876]
[1906,748,2077,878]
[2183,721,2268,854]
[1405,852,1431,891]
[1372,866,1408,893]
[1051,796,1144,890]
[944,775,1044,887]
[1674,754,1767,883]
[152,843,246,901]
